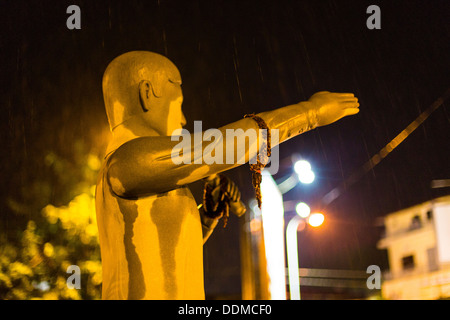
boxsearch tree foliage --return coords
[0,140,103,299]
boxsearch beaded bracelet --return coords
[243,113,271,209]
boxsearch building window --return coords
[410,215,422,230]
[402,255,415,271]
[427,247,438,272]
[426,210,433,221]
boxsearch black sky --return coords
[1,0,449,298]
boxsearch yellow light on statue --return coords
[308,213,325,227]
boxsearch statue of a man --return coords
[95,51,359,300]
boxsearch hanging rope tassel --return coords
[244,114,271,209]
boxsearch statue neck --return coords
[104,116,160,158]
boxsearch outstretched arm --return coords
[258,91,359,142]
[106,92,359,198]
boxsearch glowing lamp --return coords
[295,202,310,218]
[294,160,315,184]
[308,213,325,227]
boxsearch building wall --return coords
[382,267,450,300]
[378,195,450,300]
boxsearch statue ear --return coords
[139,80,161,112]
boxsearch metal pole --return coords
[286,215,302,300]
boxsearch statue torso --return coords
[95,160,205,300]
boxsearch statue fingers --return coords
[335,92,355,98]
[340,97,358,101]
[235,189,241,202]
[338,96,358,103]
[341,100,360,108]
[227,181,241,202]
[230,182,238,201]
[231,185,241,202]
[343,108,360,116]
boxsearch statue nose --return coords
[181,113,187,126]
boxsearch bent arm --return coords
[107,93,358,197]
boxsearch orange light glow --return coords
[308,213,325,227]
[249,218,262,234]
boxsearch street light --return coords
[294,160,315,184]
[286,215,303,300]
[287,204,325,300]
[308,213,325,228]
[245,158,317,299]
[295,202,311,218]
[277,159,315,194]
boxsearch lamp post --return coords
[243,158,319,299]
[258,160,314,299]
[284,159,316,300]
[286,215,304,300]
[286,202,325,300]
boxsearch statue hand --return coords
[207,175,241,204]
[307,91,360,127]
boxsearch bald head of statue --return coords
[102,51,186,137]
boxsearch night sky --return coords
[1,0,449,298]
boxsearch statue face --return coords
[142,78,187,136]
[163,80,186,136]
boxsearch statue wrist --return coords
[306,107,320,129]
[201,213,219,228]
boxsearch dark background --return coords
[1,0,449,298]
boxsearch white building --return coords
[377,195,450,300]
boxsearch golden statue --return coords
[95,51,359,299]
